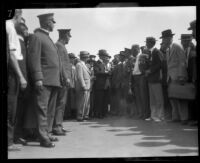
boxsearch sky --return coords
[22,7,196,59]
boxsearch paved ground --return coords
[8,116,198,159]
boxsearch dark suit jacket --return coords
[55,41,72,86]
[27,28,61,87]
[186,45,196,83]
[93,60,110,90]
[146,48,162,83]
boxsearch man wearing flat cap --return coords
[188,20,196,40]
[75,51,91,121]
[93,49,111,118]
[160,29,188,124]
[51,29,72,136]
[27,13,60,147]
[143,37,164,122]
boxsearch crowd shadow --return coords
[80,115,198,155]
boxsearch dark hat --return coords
[179,34,193,41]
[119,51,126,56]
[131,44,140,50]
[58,29,71,37]
[188,20,196,30]
[124,48,131,53]
[37,13,56,23]
[68,53,76,58]
[160,29,175,39]
[145,37,157,43]
[80,51,89,58]
[89,55,96,58]
[98,49,110,57]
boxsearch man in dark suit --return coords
[144,37,164,122]
[180,34,197,126]
[27,13,61,147]
[52,29,72,136]
[93,49,111,118]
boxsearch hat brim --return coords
[187,27,192,30]
[159,34,175,39]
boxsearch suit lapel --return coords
[81,62,91,75]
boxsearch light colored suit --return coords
[166,43,188,82]
[75,61,91,119]
[166,43,188,121]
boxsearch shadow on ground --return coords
[79,115,198,155]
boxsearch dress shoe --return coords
[181,120,188,125]
[40,141,55,148]
[8,144,21,151]
[52,130,66,136]
[14,138,27,145]
[49,136,59,142]
[145,117,152,121]
[77,118,84,122]
[62,128,67,133]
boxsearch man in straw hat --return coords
[160,29,188,125]
[75,51,91,121]
[27,13,60,147]
[52,29,72,136]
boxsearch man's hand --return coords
[65,78,71,88]
[19,76,27,90]
[145,69,151,77]
[35,80,43,93]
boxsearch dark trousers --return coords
[53,87,68,131]
[162,85,172,120]
[89,90,95,117]
[131,75,150,119]
[8,70,19,146]
[94,89,108,117]
[34,86,58,142]
[14,86,30,140]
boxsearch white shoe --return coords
[154,119,161,122]
[145,118,152,121]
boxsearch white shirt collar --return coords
[40,28,50,34]
[18,35,24,41]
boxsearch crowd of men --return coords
[7,9,197,151]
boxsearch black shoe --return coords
[14,138,27,145]
[181,120,188,125]
[40,141,55,148]
[77,118,84,122]
[52,130,66,136]
[49,136,59,142]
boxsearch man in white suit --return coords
[75,51,91,121]
[160,29,188,125]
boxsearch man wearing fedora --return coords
[93,49,111,118]
[143,37,164,122]
[52,29,72,136]
[160,29,188,125]
[180,34,197,126]
[27,13,61,147]
[75,51,91,121]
